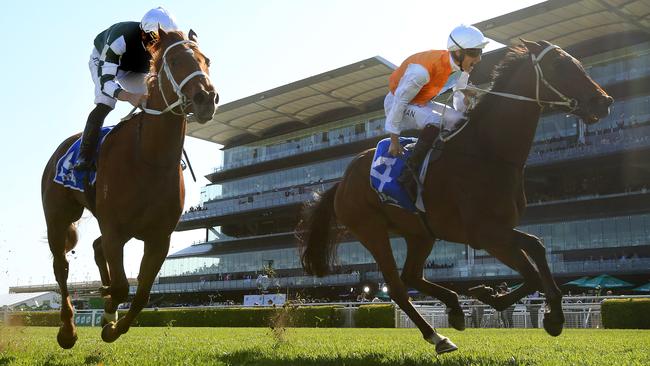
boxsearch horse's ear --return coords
[539,40,553,48]
[189,29,198,43]
[158,26,168,39]
[520,38,542,54]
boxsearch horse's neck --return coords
[139,84,186,167]
[460,62,541,167]
[478,100,540,167]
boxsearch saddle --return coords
[370,137,445,212]
[53,126,114,192]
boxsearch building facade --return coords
[153,0,650,303]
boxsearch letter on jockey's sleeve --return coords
[99,35,127,98]
[385,64,430,134]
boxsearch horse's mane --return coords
[468,45,530,119]
[144,31,187,90]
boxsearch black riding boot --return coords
[74,104,112,171]
[398,124,440,198]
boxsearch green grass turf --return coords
[1,327,648,365]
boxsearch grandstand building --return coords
[110,0,650,303]
[147,0,650,301]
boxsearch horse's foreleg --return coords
[401,235,465,331]
[102,236,169,343]
[100,234,130,330]
[473,244,542,311]
[513,230,564,336]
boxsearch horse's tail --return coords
[65,222,79,253]
[297,183,341,277]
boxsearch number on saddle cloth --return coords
[369,137,419,212]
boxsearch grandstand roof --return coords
[186,56,395,147]
[474,0,650,48]
[0,292,52,307]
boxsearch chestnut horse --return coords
[41,30,217,348]
[299,40,612,353]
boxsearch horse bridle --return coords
[141,40,211,116]
[465,44,578,111]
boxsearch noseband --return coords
[141,40,210,116]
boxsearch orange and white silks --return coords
[384,50,466,135]
[389,50,453,106]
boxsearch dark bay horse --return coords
[41,30,217,348]
[299,40,612,353]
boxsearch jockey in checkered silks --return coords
[74,7,180,171]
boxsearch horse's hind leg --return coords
[45,218,82,349]
[102,235,169,343]
[401,235,465,331]
[351,223,457,354]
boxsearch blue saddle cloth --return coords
[53,126,114,192]
[370,137,420,212]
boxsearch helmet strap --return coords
[449,34,466,72]
[451,50,465,72]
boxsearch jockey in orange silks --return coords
[384,24,488,188]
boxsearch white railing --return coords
[395,296,648,329]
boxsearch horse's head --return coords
[521,39,613,125]
[148,29,219,123]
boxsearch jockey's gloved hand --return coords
[388,140,405,157]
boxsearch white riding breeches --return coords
[88,48,147,108]
[384,92,464,133]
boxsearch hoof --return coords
[424,334,458,355]
[101,322,121,343]
[447,308,466,331]
[543,315,564,337]
[57,327,78,349]
[435,337,458,355]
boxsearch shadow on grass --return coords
[84,352,103,365]
[216,349,520,366]
[0,356,16,366]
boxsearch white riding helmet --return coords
[447,24,489,51]
[140,7,179,35]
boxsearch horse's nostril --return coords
[213,92,219,105]
[605,96,614,106]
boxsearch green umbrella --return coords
[580,274,633,289]
[563,276,590,287]
[632,282,650,292]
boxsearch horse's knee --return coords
[53,257,69,282]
